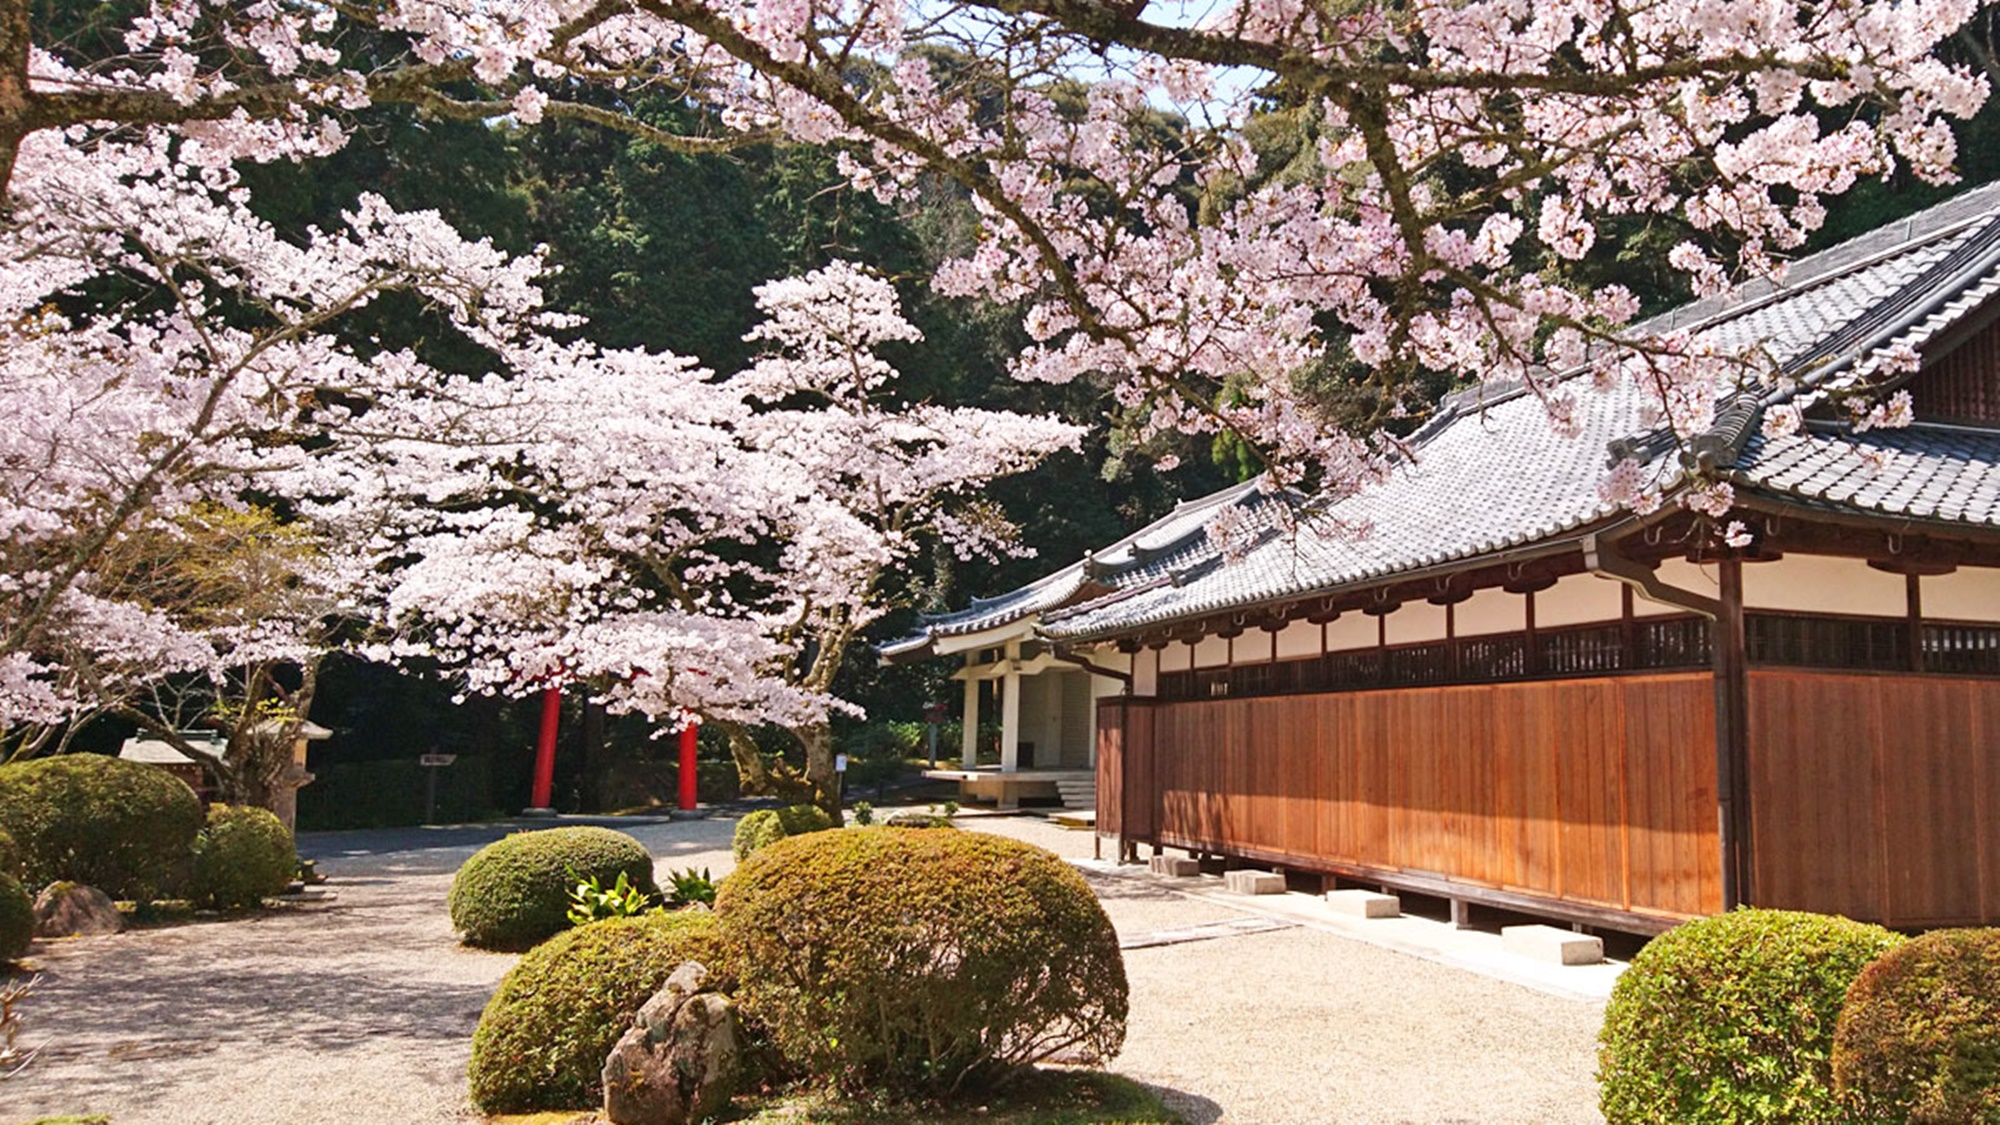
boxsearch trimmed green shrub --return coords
[0,826,20,879]
[730,804,834,861]
[1599,908,1907,1124]
[468,911,721,1113]
[716,827,1127,1094]
[1834,927,2000,1124]
[189,804,295,910]
[448,826,656,950]
[0,754,203,901]
[0,873,32,962]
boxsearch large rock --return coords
[602,961,741,1125]
[33,882,122,938]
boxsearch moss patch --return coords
[487,1071,1183,1125]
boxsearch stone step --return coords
[1500,924,1605,965]
[1149,854,1200,877]
[1053,779,1097,810]
[1324,889,1401,918]
[1223,869,1286,895]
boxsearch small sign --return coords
[834,753,849,773]
[419,753,457,768]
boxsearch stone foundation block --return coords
[1223,869,1286,895]
[1501,924,1604,965]
[1323,889,1400,918]
[1149,855,1200,877]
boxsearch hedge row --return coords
[0,755,206,901]
[0,757,299,953]
[1601,910,2000,1124]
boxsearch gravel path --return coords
[2,812,1605,1125]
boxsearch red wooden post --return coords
[677,718,699,811]
[530,686,561,811]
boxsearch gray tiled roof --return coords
[1737,423,2000,525]
[895,182,2000,649]
[878,481,1262,657]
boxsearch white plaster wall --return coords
[1193,635,1232,668]
[1232,631,1276,665]
[1326,613,1378,651]
[1158,643,1192,673]
[1455,588,1526,635]
[1633,557,1723,616]
[1133,648,1159,696]
[1083,646,1131,674]
[1274,618,1323,659]
[1535,573,1625,627]
[1383,600,1449,645]
[1924,565,2000,622]
[1743,554,1906,617]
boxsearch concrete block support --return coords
[1223,870,1286,895]
[1501,924,1605,965]
[1149,855,1201,877]
[1324,889,1401,918]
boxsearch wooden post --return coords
[1908,573,1925,673]
[528,686,561,814]
[1714,558,1753,908]
[1000,641,1022,776]
[960,673,980,768]
[677,719,699,811]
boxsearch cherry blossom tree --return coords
[9,0,1985,459]
[340,261,1080,814]
[0,126,569,743]
[1,0,1990,788]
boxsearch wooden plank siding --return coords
[1127,673,1723,923]
[1747,670,2000,927]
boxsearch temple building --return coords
[885,183,2000,935]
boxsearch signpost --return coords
[419,753,457,824]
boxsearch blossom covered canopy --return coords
[0,0,1989,728]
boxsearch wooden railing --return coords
[1156,616,1712,701]
[1153,612,2000,701]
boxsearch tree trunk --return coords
[797,722,841,823]
[720,723,814,806]
[0,0,30,198]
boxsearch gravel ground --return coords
[2,810,1604,1125]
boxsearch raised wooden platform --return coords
[921,767,1092,811]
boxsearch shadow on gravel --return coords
[25,945,491,1055]
[1083,872,1194,903]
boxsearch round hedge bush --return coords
[0,754,203,901]
[1833,927,2000,1124]
[468,910,720,1113]
[190,804,295,910]
[0,826,20,879]
[0,873,32,963]
[1599,908,1907,1125]
[716,827,1127,1094]
[730,804,834,861]
[448,826,657,951]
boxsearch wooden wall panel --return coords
[1094,699,1123,838]
[1750,671,2000,926]
[1142,673,1721,921]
